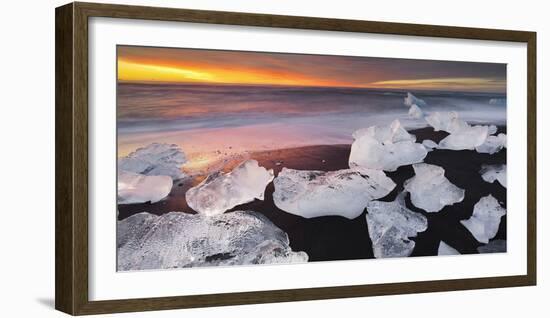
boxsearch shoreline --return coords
[117,126,507,261]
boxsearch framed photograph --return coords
[55,2,536,315]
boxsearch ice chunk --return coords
[350,140,428,172]
[349,120,427,171]
[352,119,416,143]
[438,241,460,255]
[460,195,506,244]
[404,163,465,213]
[477,240,506,253]
[476,133,507,154]
[404,92,427,108]
[365,193,428,258]
[119,143,187,180]
[480,164,506,188]
[422,139,438,150]
[426,112,491,150]
[425,111,465,133]
[117,211,308,271]
[273,167,395,219]
[438,125,489,150]
[488,125,498,135]
[117,170,172,204]
[408,104,424,119]
[186,160,274,216]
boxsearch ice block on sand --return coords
[119,143,187,180]
[349,120,427,172]
[117,170,172,204]
[461,195,506,244]
[186,160,274,216]
[273,167,395,219]
[365,193,428,258]
[117,211,308,271]
[480,164,507,188]
[404,163,465,213]
[476,133,507,154]
[404,92,427,108]
[438,241,460,255]
[426,111,492,151]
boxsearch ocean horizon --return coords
[117,82,506,168]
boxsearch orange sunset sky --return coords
[117,46,506,93]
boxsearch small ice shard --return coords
[365,193,428,258]
[477,240,506,253]
[438,241,460,255]
[117,211,308,271]
[422,139,438,150]
[488,125,498,135]
[273,167,395,219]
[185,160,274,216]
[460,195,506,244]
[404,92,427,108]
[476,133,507,154]
[349,120,428,171]
[408,104,424,119]
[489,98,506,105]
[480,164,506,188]
[119,143,187,180]
[404,163,465,213]
[117,170,172,204]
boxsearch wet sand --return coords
[118,126,507,261]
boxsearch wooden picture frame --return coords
[55,2,536,315]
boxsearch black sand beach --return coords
[117,126,507,261]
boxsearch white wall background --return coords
[0,0,547,316]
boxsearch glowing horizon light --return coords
[369,77,506,91]
[118,58,348,87]
[118,59,215,83]
[117,46,507,93]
